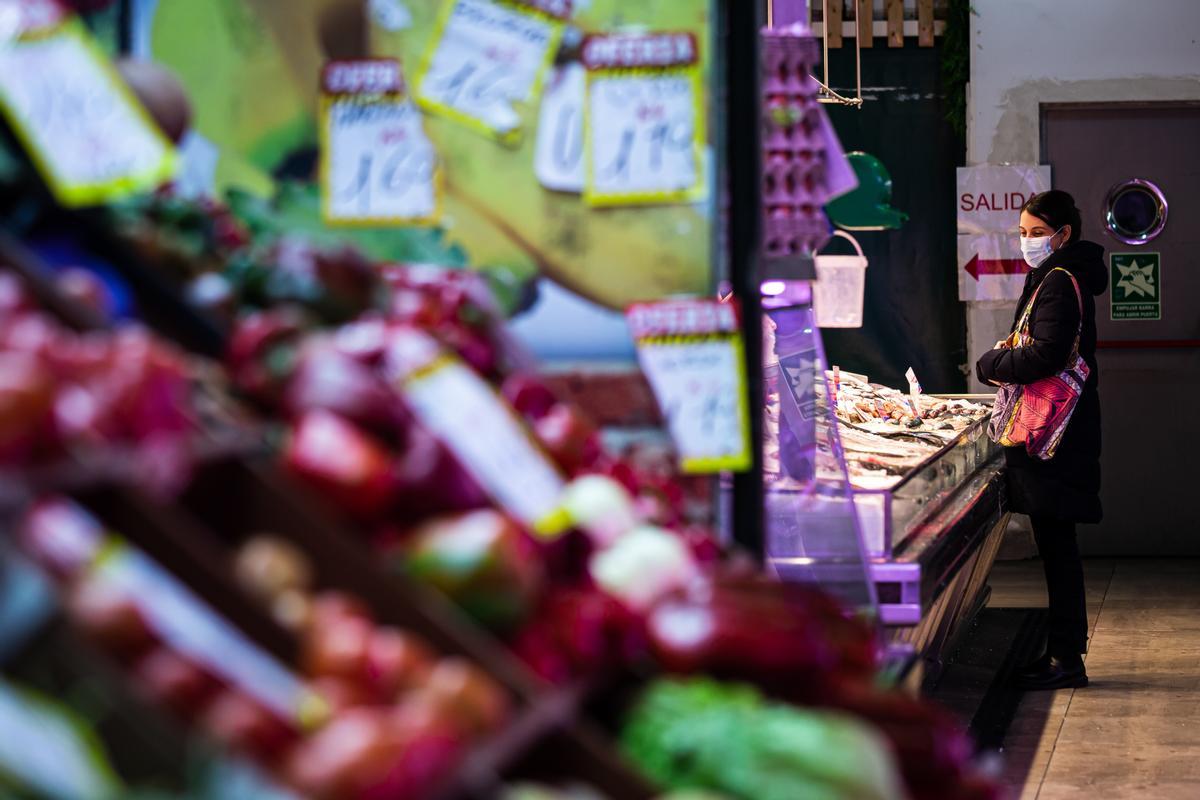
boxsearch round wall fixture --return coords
[1104,178,1168,245]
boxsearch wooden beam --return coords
[918,0,935,47]
[827,0,843,48]
[815,19,948,38]
[857,0,872,47]
[887,0,904,48]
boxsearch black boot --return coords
[1014,651,1050,681]
[1015,654,1087,691]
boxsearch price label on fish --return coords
[415,0,570,142]
[320,59,439,225]
[0,20,176,207]
[583,33,705,207]
[627,299,752,473]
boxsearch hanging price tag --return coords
[320,59,440,225]
[582,33,705,207]
[0,17,176,207]
[627,299,752,473]
[414,0,570,143]
[390,332,566,532]
[533,62,585,192]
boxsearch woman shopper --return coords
[976,190,1107,691]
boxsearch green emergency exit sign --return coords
[1110,252,1160,321]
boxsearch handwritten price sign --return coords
[627,298,752,473]
[582,33,705,207]
[415,0,569,142]
[0,21,176,207]
[534,62,585,192]
[320,59,439,225]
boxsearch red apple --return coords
[375,704,466,800]
[309,592,372,631]
[199,690,297,764]
[0,351,56,464]
[307,675,376,715]
[66,577,156,660]
[303,613,373,682]
[282,708,407,800]
[390,425,489,521]
[282,344,410,440]
[500,373,558,421]
[0,272,33,319]
[403,509,544,631]
[364,627,435,700]
[532,403,602,475]
[227,309,307,403]
[132,647,221,717]
[409,658,509,736]
[283,411,399,520]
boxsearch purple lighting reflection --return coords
[760,279,813,309]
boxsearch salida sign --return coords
[956,165,1051,235]
[956,164,1051,301]
[960,191,1033,214]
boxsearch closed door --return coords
[1043,103,1200,555]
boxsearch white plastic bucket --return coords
[813,230,868,328]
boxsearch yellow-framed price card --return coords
[627,298,752,473]
[319,58,440,226]
[0,9,176,207]
[414,0,570,143]
[582,32,706,207]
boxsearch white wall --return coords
[964,0,1200,390]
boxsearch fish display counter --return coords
[760,302,1008,683]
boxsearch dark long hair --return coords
[1021,190,1082,243]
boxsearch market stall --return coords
[0,1,1007,798]
[748,16,1008,684]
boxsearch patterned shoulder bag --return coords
[987,268,1090,460]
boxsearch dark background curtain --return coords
[821,41,967,392]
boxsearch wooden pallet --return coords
[810,0,945,48]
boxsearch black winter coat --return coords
[976,240,1108,523]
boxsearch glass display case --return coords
[761,281,1009,676]
[760,284,879,616]
[852,411,999,558]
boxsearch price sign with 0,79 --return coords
[321,97,440,225]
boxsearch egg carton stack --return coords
[761,26,832,263]
[759,25,836,485]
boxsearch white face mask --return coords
[1020,227,1064,269]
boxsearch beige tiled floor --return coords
[989,559,1200,799]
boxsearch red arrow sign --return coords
[964,254,1027,281]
